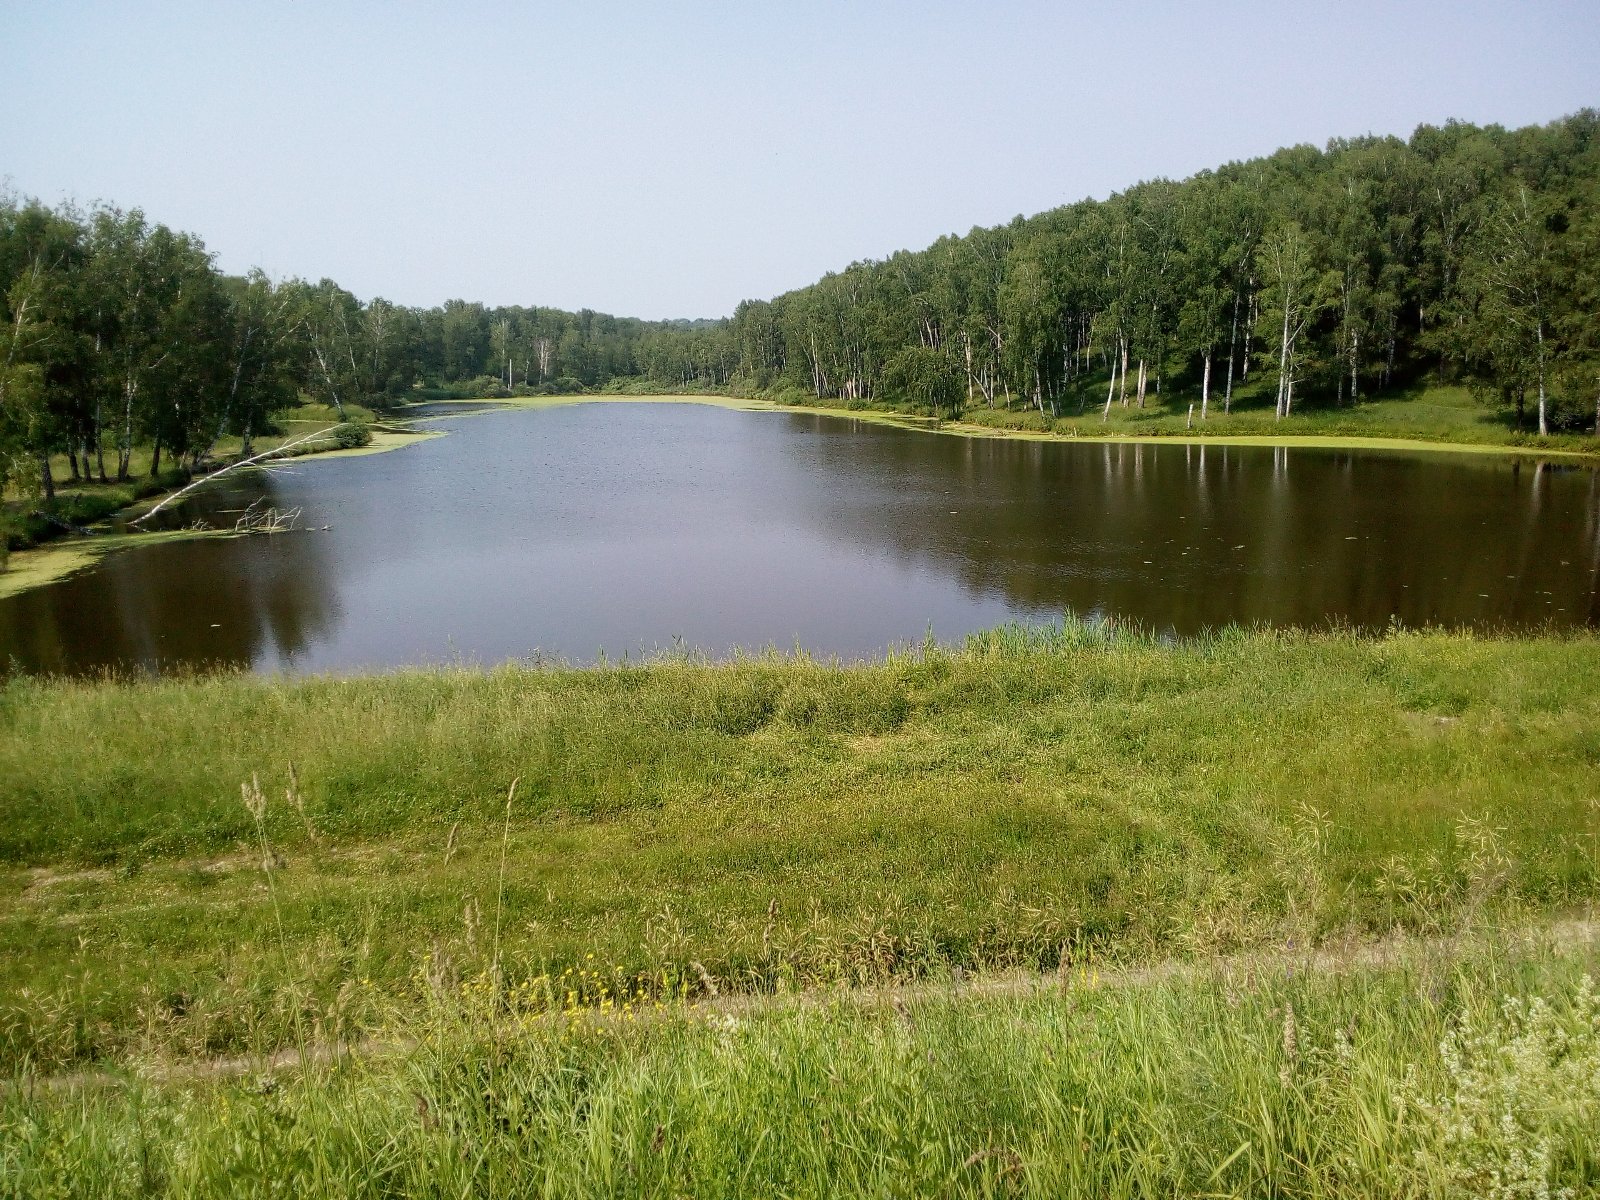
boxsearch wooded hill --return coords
[696,111,1600,434]
[3,111,1598,504]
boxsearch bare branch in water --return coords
[131,428,342,527]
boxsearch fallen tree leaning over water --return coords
[130,423,366,526]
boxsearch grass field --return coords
[5,622,1600,1193]
[5,622,1600,1071]
[5,930,1597,1197]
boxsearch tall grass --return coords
[3,624,1600,1072]
[4,934,1597,1197]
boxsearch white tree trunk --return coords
[1201,349,1211,420]
[1275,301,1292,420]
[1536,318,1548,437]
[1224,292,1239,413]
[1243,293,1255,382]
[1350,329,1359,403]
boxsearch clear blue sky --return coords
[3,1,1597,319]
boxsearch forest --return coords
[3,110,1598,510]
[708,111,1600,433]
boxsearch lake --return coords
[3,401,1597,675]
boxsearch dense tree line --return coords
[686,112,1600,434]
[0,197,707,502]
[6,112,1599,510]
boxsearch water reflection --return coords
[1,474,340,674]
[1,403,1596,676]
[788,415,1600,631]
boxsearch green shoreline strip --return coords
[425,391,1600,459]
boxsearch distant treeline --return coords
[3,112,1598,501]
[0,201,709,498]
[695,111,1600,433]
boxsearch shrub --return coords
[327,421,373,450]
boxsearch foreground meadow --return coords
[3,622,1600,1194]
[6,933,1599,1197]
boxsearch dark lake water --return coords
[3,402,1599,675]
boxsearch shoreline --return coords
[0,423,440,601]
[425,391,1600,460]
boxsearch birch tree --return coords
[1460,185,1558,435]
[1257,222,1331,419]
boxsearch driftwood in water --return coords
[131,428,341,527]
[231,497,303,534]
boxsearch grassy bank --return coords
[0,405,440,599]
[537,378,1600,458]
[6,623,1600,1194]
[3,623,1600,1074]
[948,380,1600,452]
[4,929,1597,1197]
[660,375,1591,455]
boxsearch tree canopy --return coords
[5,110,1598,504]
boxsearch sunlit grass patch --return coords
[3,625,1600,1073]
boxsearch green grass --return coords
[3,623,1600,1073]
[4,932,1597,1197]
[740,376,1600,456]
[953,380,1600,455]
[6,622,1600,1194]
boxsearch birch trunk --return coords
[1350,330,1359,403]
[1243,293,1255,382]
[1201,349,1211,420]
[312,343,347,419]
[1535,317,1548,437]
[1275,302,1292,420]
[118,377,136,480]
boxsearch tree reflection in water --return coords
[2,404,1597,677]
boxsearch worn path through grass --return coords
[5,919,1598,1198]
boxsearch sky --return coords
[3,1,1597,320]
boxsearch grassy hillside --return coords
[4,622,1600,1073]
[5,622,1600,1194]
[760,379,1600,455]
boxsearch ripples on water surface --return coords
[3,402,1597,675]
